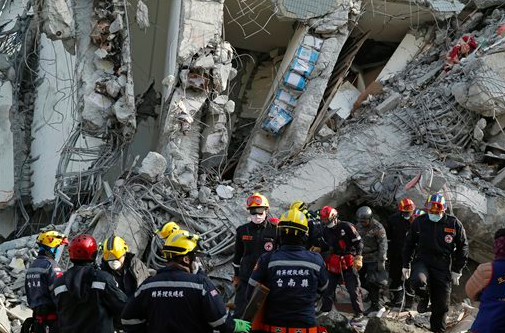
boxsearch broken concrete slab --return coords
[178,0,223,61]
[376,92,401,114]
[453,52,505,117]
[40,0,75,53]
[213,63,232,93]
[378,32,426,83]
[474,0,504,9]
[316,124,335,142]
[365,317,430,332]
[138,152,167,182]
[329,81,361,120]
[0,301,10,333]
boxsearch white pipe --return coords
[162,0,181,99]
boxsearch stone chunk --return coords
[376,92,401,114]
[8,258,25,274]
[136,0,150,30]
[138,152,167,182]
[474,0,504,9]
[213,64,232,93]
[198,186,212,204]
[216,185,234,199]
[365,317,430,333]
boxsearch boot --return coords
[417,296,430,313]
[364,302,381,315]
[386,291,402,308]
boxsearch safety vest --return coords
[471,259,505,333]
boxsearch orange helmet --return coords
[398,198,415,213]
[320,206,338,224]
[246,193,269,209]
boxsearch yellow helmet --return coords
[37,230,68,248]
[246,193,270,209]
[157,221,180,239]
[162,230,200,259]
[278,209,309,236]
[103,236,129,261]
[290,200,307,211]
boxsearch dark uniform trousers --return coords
[321,268,363,314]
[411,260,452,332]
[389,253,414,296]
[358,262,386,306]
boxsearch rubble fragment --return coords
[139,152,167,182]
[136,0,150,30]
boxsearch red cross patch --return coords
[445,234,453,243]
[264,241,273,251]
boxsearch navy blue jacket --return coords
[471,259,505,333]
[51,263,127,333]
[247,245,329,327]
[25,253,63,313]
[121,265,234,333]
[233,222,277,280]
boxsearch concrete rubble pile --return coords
[3,0,505,331]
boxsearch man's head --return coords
[36,230,68,257]
[162,230,201,271]
[68,234,98,264]
[320,206,338,228]
[278,209,309,246]
[356,206,373,226]
[398,197,415,220]
[246,193,269,225]
[425,193,446,222]
[103,236,129,271]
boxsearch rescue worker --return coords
[355,206,388,315]
[100,236,150,298]
[403,193,469,332]
[465,228,505,333]
[386,198,416,309]
[290,200,323,252]
[247,209,328,332]
[319,205,365,321]
[121,230,251,333]
[25,230,67,333]
[232,193,277,318]
[52,234,127,333]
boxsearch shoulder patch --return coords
[242,235,253,241]
[444,228,455,233]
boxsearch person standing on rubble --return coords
[318,205,365,322]
[121,230,251,333]
[466,228,505,333]
[290,200,324,252]
[25,230,68,333]
[355,206,388,315]
[232,193,277,318]
[386,198,417,309]
[247,209,328,332]
[100,236,150,298]
[403,193,468,333]
[52,234,127,333]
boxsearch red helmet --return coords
[398,198,415,212]
[320,206,338,224]
[68,234,98,261]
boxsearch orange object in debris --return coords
[497,24,505,37]
[325,254,352,274]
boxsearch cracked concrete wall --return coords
[30,37,76,207]
[235,2,357,181]
[0,81,14,208]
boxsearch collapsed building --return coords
[1,0,505,331]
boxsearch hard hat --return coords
[103,236,129,261]
[162,230,201,259]
[278,209,309,235]
[246,193,269,209]
[290,201,307,211]
[398,198,415,213]
[425,193,446,214]
[412,208,425,219]
[36,230,68,249]
[68,234,98,261]
[320,206,338,223]
[356,206,373,222]
[157,221,180,239]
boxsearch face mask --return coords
[428,213,443,222]
[402,213,411,220]
[251,214,266,224]
[108,260,123,270]
[326,221,336,228]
